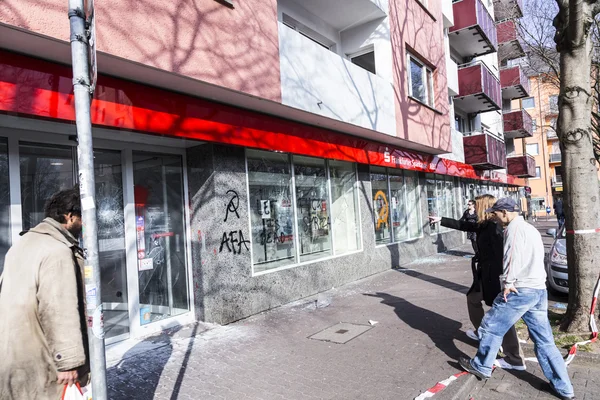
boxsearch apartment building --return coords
[0,0,526,342]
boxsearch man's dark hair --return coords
[44,186,82,223]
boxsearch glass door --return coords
[132,152,189,326]
[95,150,129,340]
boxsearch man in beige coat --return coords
[0,187,90,400]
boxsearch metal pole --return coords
[68,1,108,399]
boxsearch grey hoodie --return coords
[500,216,547,290]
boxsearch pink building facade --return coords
[0,0,525,340]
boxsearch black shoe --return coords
[458,357,490,381]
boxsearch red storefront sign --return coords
[0,50,523,185]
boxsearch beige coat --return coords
[0,218,89,400]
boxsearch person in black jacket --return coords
[460,200,478,255]
[429,194,525,370]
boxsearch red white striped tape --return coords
[565,228,600,235]
[564,272,599,365]
[414,371,468,400]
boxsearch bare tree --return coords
[553,0,600,332]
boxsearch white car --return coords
[546,226,568,294]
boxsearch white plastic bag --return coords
[61,383,85,400]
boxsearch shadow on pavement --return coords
[365,292,472,361]
[394,266,470,295]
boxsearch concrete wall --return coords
[187,143,465,325]
[0,0,282,102]
[279,23,397,136]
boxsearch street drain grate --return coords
[309,322,373,344]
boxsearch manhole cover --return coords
[309,322,373,344]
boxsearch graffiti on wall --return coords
[219,189,250,255]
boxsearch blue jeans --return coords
[470,288,574,397]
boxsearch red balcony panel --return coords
[449,0,498,58]
[507,154,536,177]
[493,0,524,21]
[503,109,533,139]
[455,62,502,114]
[497,20,525,61]
[500,65,530,100]
[464,132,507,169]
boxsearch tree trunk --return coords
[555,0,600,332]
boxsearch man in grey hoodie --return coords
[458,198,574,400]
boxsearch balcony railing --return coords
[503,109,533,139]
[496,20,525,62]
[552,176,563,186]
[507,154,536,177]
[493,0,524,21]
[454,61,502,114]
[449,0,498,58]
[547,130,558,139]
[500,65,530,100]
[463,131,507,169]
[549,153,562,163]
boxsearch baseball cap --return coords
[485,197,521,213]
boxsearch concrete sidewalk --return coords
[106,240,598,400]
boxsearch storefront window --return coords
[372,167,422,243]
[404,171,422,239]
[371,166,391,244]
[389,171,407,242]
[247,150,296,272]
[329,160,360,255]
[133,152,189,325]
[95,150,128,339]
[0,138,9,272]
[294,155,332,262]
[20,143,74,231]
[427,174,457,234]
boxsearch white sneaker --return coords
[466,329,479,341]
[494,358,526,371]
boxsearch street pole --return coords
[68,0,107,399]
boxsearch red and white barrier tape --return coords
[564,272,599,365]
[565,228,600,235]
[414,371,468,400]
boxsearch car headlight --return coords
[551,247,567,265]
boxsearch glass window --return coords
[404,170,422,239]
[247,150,296,272]
[532,119,537,131]
[350,49,376,74]
[526,143,539,156]
[0,138,9,272]
[20,143,74,232]
[535,166,541,178]
[427,174,456,234]
[133,152,189,325]
[408,56,434,106]
[294,155,332,263]
[389,171,407,242]
[329,160,360,255]
[522,97,535,109]
[371,166,391,244]
[95,150,128,339]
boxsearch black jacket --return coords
[441,217,504,306]
[459,210,478,241]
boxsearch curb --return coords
[446,374,478,400]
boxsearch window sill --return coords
[409,96,443,115]
[415,0,437,21]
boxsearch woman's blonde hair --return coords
[476,194,497,223]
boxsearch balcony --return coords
[455,61,502,114]
[547,130,559,140]
[552,176,563,187]
[500,65,530,100]
[503,109,533,139]
[549,153,562,163]
[507,154,536,177]
[447,56,459,96]
[497,20,525,61]
[493,0,524,21]
[463,131,507,169]
[278,22,395,136]
[449,0,498,58]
